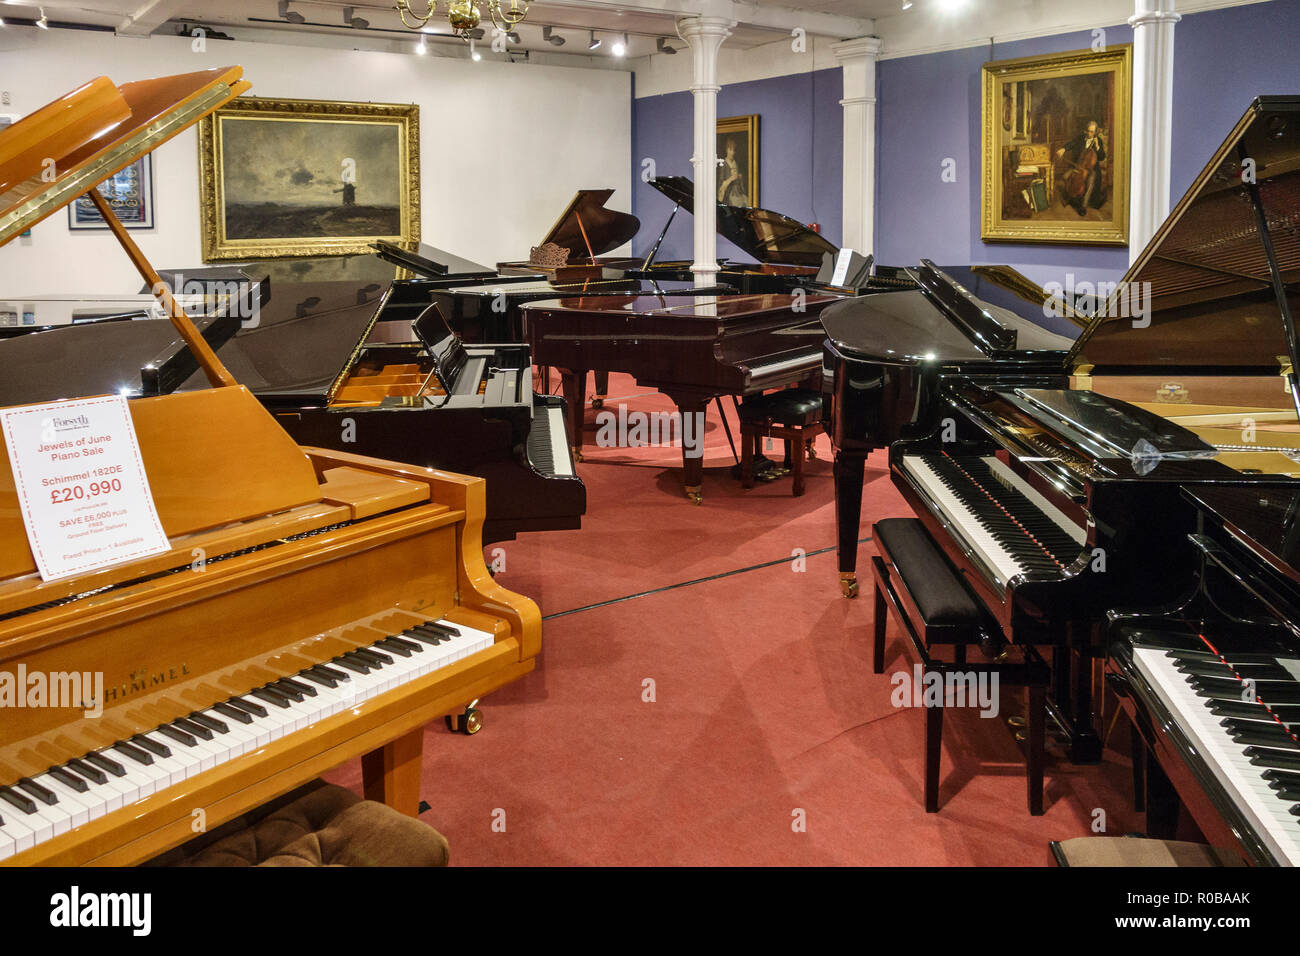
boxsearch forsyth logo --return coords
[594,404,707,459]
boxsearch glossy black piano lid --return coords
[176,279,384,404]
[369,241,495,279]
[1184,484,1300,587]
[1070,97,1300,376]
[646,175,838,268]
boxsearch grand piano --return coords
[626,175,913,295]
[0,68,542,865]
[3,254,585,544]
[496,187,641,281]
[822,97,1300,763]
[521,290,844,502]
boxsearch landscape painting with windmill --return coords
[981,46,1131,245]
[198,97,420,260]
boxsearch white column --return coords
[677,15,733,287]
[1128,0,1180,264]
[832,36,882,258]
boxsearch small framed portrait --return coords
[68,155,155,230]
[717,114,759,208]
[981,45,1132,244]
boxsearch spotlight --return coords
[543,25,565,46]
[277,0,305,24]
[902,0,912,8]
[656,37,676,54]
[36,7,48,28]
[587,30,600,50]
[506,30,520,43]
[472,50,482,60]
[611,32,627,56]
[416,37,427,54]
[343,6,369,28]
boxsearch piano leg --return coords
[666,393,711,504]
[833,450,867,597]
[1143,745,1181,840]
[558,367,587,462]
[361,727,425,817]
[592,371,608,410]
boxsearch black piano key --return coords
[420,620,461,638]
[172,717,214,742]
[337,653,374,674]
[48,766,89,793]
[268,680,305,703]
[351,647,391,667]
[226,696,268,719]
[16,778,57,806]
[65,758,108,785]
[0,786,37,815]
[331,655,370,675]
[403,628,446,646]
[112,741,154,766]
[384,636,424,654]
[212,701,254,725]
[1207,699,1288,720]
[84,751,127,778]
[1262,768,1300,787]
[249,687,293,709]
[188,711,229,735]
[374,638,413,658]
[1246,747,1300,771]
[155,724,198,747]
[279,677,317,698]
[299,670,339,690]
[1228,728,1300,750]
[1266,781,1300,801]
[312,664,351,682]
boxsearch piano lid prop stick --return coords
[86,188,238,389]
[574,210,596,264]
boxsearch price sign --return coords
[0,395,170,581]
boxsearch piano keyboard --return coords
[0,618,492,862]
[900,453,1086,588]
[1132,644,1300,865]
[528,403,574,478]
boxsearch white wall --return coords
[0,27,632,295]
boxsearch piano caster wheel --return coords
[840,574,859,599]
[684,485,703,505]
[446,701,483,736]
[591,397,605,410]
[1007,715,1027,727]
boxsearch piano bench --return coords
[872,517,1049,815]
[152,780,450,867]
[738,388,824,496]
[1048,836,1247,867]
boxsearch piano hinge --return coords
[1071,363,1094,391]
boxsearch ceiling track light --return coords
[656,37,677,54]
[611,32,627,56]
[587,30,601,50]
[277,0,305,24]
[343,6,369,28]
[542,25,564,46]
[36,7,49,29]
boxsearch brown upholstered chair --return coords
[151,780,450,867]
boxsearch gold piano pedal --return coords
[840,572,859,599]
[684,484,703,505]
[446,699,484,736]
[571,445,584,463]
[590,396,605,410]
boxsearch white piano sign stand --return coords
[0,395,170,580]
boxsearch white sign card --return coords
[0,395,171,581]
[830,248,856,288]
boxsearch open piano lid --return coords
[1068,97,1300,385]
[0,67,250,245]
[646,175,838,267]
[536,188,640,259]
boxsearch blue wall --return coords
[631,67,843,263]
[874,0,1300,288]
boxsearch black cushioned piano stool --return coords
[871,518,1049,814]
[738,388,824,496]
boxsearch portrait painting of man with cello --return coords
[981,45,1131,245]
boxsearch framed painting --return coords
[717,114,759,208]
[981,45,1131,244]
[68,154,154,230]
[198,97,420,260]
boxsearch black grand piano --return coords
[822,97,1300,764]
[626,175,912,294]
[0,258,583,544]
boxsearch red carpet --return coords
[325,372,1140,865]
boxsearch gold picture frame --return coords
[198,97,420,261]
[981,45,1131,245]
[717,114,759,208]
